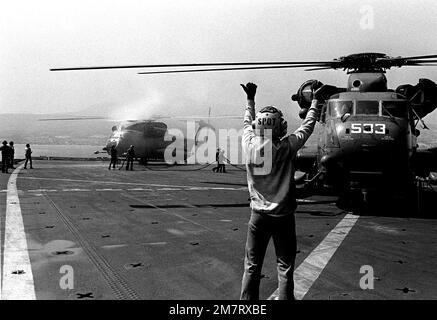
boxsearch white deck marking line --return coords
[2,164,36,300]
[18,177,207,188]
[27,189,59,192]
[121,193,215,232]
[23,187,243,193]
[268,213,359,300]
[142,242,167,246]
[101,242,167,249]
[0,187,2,298]
[19,176,248,191]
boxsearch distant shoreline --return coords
[12,144,104,158]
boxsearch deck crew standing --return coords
[218,148,226,173]
[108,145,118,170]
[24,143,33,169]
[239,82,325,300]
[9,141,15,169]
[125,145,135,171]
[213,148,221,173]
[1,140,10,173]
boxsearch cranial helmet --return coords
[252,106,287,139]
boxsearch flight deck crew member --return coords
[9,141,15,169]
[239,82,325,300]
[126,145,135,171]
[108,145,118,170]
[1,140,10,173]
[213,148,220,173]
[218,148,226,173]
[24,143,33,169]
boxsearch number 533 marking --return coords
[350,123,386,134]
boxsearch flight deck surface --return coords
[0,160,436,300]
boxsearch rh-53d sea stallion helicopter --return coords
[100,113,238,164]
[289,54,437,210]
[103,118,184,163]
[51,53,437,209]
[40,111,235,164]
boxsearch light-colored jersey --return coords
[242,99,319,216]
[218,150,225,164]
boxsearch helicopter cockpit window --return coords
[152,122,168,131]
[382,101,408,118]
[329,101,353,118]
[355,101,379,115]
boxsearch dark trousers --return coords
[9,155,14,168]
[240,211,296,300]
[126,158,134,170]
[109,158,117,169]
[1,157,8,173]
[213,162,220,172]
[24,156,33,169]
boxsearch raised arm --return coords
[286,84,331,152]
[287,99,320,151]
[241,82,258,148]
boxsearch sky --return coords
[1,0,437,123]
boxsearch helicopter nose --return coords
[107,140,117,148]
[105,138,119,152]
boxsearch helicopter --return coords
[103,119,182,164]
[51,52,437,208]
[289,56,437,209]
[40,111,238,164]
[100,114,235,164]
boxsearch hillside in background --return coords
[0,113,113,145]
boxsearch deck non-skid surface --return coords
[0,160,436,299]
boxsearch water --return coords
[13,144,104,159]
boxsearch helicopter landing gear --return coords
[304,170,323,190]
[297,169,323,198]
[361,189,369,204]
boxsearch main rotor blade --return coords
[38,116,111,121]
[137,64,329,75]
[404,60,437,66]
[171,115,242,120]
[304,67,333,71]
[406,59,437,63]
[395,54,437,60]
[404,63,437,67]
[50,61,332,71]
